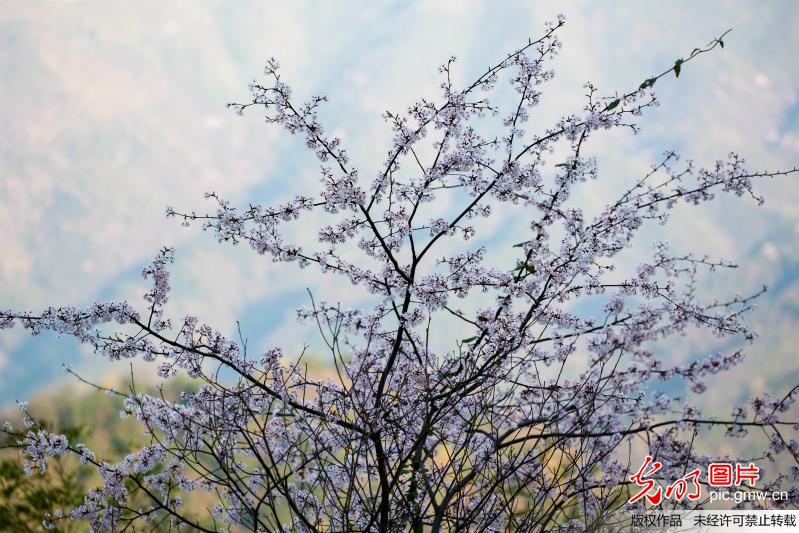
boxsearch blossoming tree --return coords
[2,17,798,531]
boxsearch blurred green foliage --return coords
[0,424,87,532]
[0,376,197,531]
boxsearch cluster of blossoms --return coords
[3,18,799,532]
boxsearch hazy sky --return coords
[1,1,798,416]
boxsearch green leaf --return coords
[639,77,657,90]
[673,59,683,78]
[555,163,570,168]
[512,241,529,248]
[605,99,620,111]
[719,39,724,48]
[462,336,478,344]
